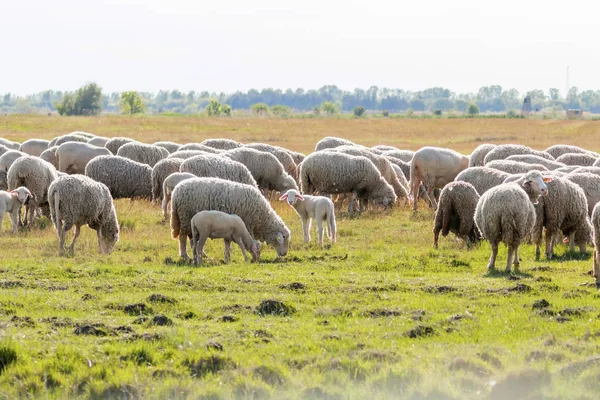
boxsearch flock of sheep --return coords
[1,133,600,288]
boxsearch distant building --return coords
[566,109,584,119]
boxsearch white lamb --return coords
[190,210,261,266]
[279,189,336,247]
[0,187,32,233]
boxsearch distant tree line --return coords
[1,84,598,115]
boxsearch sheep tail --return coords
[170,202,180,239]
[52,191,62,235]
[327,211,336,243]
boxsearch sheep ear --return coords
[279,194,288,201]
[297,194,305,201]
[543,177,553,182]
[276,232,284,244]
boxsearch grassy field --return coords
[1,115,600,399]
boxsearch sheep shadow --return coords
[483,269,533,280]
[540,250,591,263]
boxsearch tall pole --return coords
[567,65,570,98]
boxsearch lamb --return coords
[564,172,600,216]
[151,158,184,202]
[0,151,26,190]
[506,154,566,170]
[485,160,548,174]
[179,154,257,187]
[483,144,554,164]
[105,137,135,155]
[87,136,110,147]
[48,174,119,255]
[300,151,396,213]
[56,142,112,174]
[279,189,336,247]
[201,138,243,150]
[556,153,598,166]
[39,146,59,169]
[85,155,152,200]
[19,139,49,157]
[469,144,497,167]
[545,144,599,159]
[168,150,215,160]
[0,138,20,151]
[190,210,261,266]
[591,202,600,289]
[314,136,356,152]
[454,167,510,195]
[409,147,469,211]
[179,143,222,154]
[7,156,58,225]
[474,171,550,271]
[245,143,298,180]
[383,150,415,163]
[170,177,291,259]
[223,147,298,194]
[153,141,181,154]
[0,187,32,233]
[433,181,480,249]
[161,172,197,220]
[117,142,168,167]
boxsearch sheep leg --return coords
[348,192,358,215]
[69,225,81,255]
[433,229,440,249]
[426,187,438,210]
[568,232,575,253]
[328,212,336,244]
[58,221,67,255]
[579,242,587,253]
[178,235,189,260]
[195,235,208,265]
[161,195,170,221]
[535,244,541,260]
[594,249,600,289]
[224,239,231,263]
[235,238,249,262]
[302,217,311,243]
[545,231,554,259]
[316,217,324,248]
[487,241,498,270]
[513,246,521,266]
[506,245,515,273]
[411,179,420,211]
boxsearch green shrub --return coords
[353,106,366,118]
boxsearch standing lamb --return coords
[161,172,197,220]
[105,137,135,155]
[474,171,549,271]
[190,210,261,266]
[454,167,510,196]
[483,144,555,164]
[409,147,469,211]
[201,138,243,150]
[117,142,168,167]
[19,139,49,157]
[153,141,181,154]
[48,174,119,255]
[85,155,152,200]
[556,153,598,166]
[179,154,257,187]
[591,202,600,289]
[0,187,32,233]
[469,144,497,167]
[152,158,184,202]
[0,150,26,190]
[279,189,336,247]
[57,142,112,174]
[170,177,291,259]
[433,181,480,249]
[314,137,356,152]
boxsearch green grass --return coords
[0,198,599,399]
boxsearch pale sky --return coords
[2,0,598,96]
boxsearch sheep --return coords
[556,165,581,174]
[372,145,400,152]
[244,143,298,181]
[409,147,469,211]
[161,172,197,220]
[0,187,32,233]
[0,138,20,151]
[52,133,89,147]
[571,166,600,176]
[168,150,215,160]
[546,144,599,159]
[391,164,410,191]
[19,139,49,157]
[469,144,497,167]
[170,177,291,259]
[556,153,598,166]
[314,136,356,152]
[151,158,184,202]
[179,143,222,154]
[190,210,261,266]
[223,147,298,194]
[433,181,480,249]
[592,202,600,289]
[485,160,548,175]
[56,142,112,174]
[68,131,95,139]
[506,154,566,170]
[39,146,59,169]
[87,136,110,147]
[0,145,9,158]
[117,142,168,167]
[48,174,119,255]
[0,151,26,190]
[179,154,257,187]
[564,172,600,216]
[386,157,411,181]
[383,150,415,163]
[474,171,550,272]
[201,138,243,150]
[483,144,555,164]
[153,141,181,154]
[454,167,510,196]
[85,155,152,200]
[279,189,336,247]
[7,156,58,226]
[287,150,306,165]
[105,137,135,155]
[300,151,397,213]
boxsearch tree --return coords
[55,82,102,116]
[467,103,480,116]
[250,103,269,116]
[205,99,231,116]
[353,106,366,117]
[271,105,291,117]
[321,101,338,115]
[549,88,561,101]
[119,91,146,115]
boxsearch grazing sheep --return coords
[433,181,480,249]
[386,157,411,181]
[87,136,110,147]
[506,154,565,170]
[151,158,184,202]
[565,172,600,216]
[591,202,600,289]
[179,143,222,154]
[0,150,26,190]
[85,155,152,200]
[300,151,396,213]
[454,167,510,196]
[245,143,298,181]
[52,133,89,147]
[571,166,600,176]
[179,154,257,187]
[223,147,298,193]
[409,147,469,211]
[68,131,95,139]
[546,144,599,159]
[556,153,598,166]
[57,142,112,174]
[314,136,356,152]
[161,172,197,220]
[483,144,554,164]
[7,156,58,225]
[0,187,32,233]
[0,145,9,158]
[372,145,400,152]
[201,138,243,150]
[383,150,415,163]
[117,142,168,167]
[168,150,215,160]
[153,141,181,154]
[288,150,306,165]
[39,146,59,169]
[105,137,135,155]
[469,144,497,167]
[48,174,119,255]
[280,189,336,247]
[170,177,291,259]
[391,164,410,192]
[0,138,20,151]
[485,160,548,174]
[19,139,49,157]
[190,210,261,265]
[474,171,549,271]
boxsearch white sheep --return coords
[279,189,336,247]
[190,210,261,266]
[469,144,497,167]
[117,142,168,167]
[0,187,32,233]
[57,142,112,174]
[161,172,197,220]
[19,139,49,157]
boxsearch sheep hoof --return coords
[596,281,600,290]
